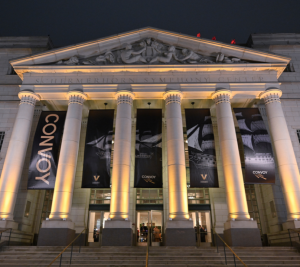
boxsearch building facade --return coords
[0,28,300,246]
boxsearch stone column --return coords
[212,89,261,247]
[102,91,134,246]
[0,90,40,228]
[38,90,87,246]
[163,90,194,246]
[260,88,300,229]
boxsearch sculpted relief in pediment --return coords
[55,38,246,66]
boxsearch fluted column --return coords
[164,90,189,220]
[49,90,87,220]
[110,91,134,220]
[260,89,300,222]
[0,90,40,221]
[212,89,250,221]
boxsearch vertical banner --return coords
[234,108,275,184]
[28,111,66,189]
[134,109,162,188]
[185,109,219,188]
[82,110,114,188]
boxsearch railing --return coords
[213,229,248,267]
[288,228,300,248]
[0,228,32,246]
[47,228,86,267]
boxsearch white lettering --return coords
[253,171,268,174]
[42,123,57,135]
[36,172,50,185]
[39,136,54,146]
[36,158,51,173]
[45,114,59,123]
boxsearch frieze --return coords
[52,38,248,66]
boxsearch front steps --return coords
[0,246,299,266]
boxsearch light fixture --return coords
[169,218,172,221]
[2,218,5,221]
[125,218,128,221]
[112,140,114,144]
[63,218,66,221]
[185,140,188,143]
[295,218,298,221]
[250,218,253,221]
[231,218,235,221]
[46,218,49,221]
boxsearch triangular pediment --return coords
[10,27,290,68]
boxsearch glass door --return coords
[88,211,110,245]
[136,210,163,246]
[189,211,212,246]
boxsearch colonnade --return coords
[0,87,299,238]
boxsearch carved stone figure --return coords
[121,44,147,64]
[56,56,79,65]
[216,52,243,63]
[178,49,214,64]
[82,51,115,65]
[150,46,177,63]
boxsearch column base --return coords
[37,220,75,246]
[282,220,300,230]
[223,220,262,247]
[165,220,196,246]
[0,220,18,230]
[102,220,132,246]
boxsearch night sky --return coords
[1,0,300,47]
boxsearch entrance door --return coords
[136,210,163,246]
[88,211,110,246]
[189,211,212,246]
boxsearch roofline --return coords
[10,27,291,65]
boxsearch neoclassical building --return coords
[0,28,299,246]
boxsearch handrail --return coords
[47,228,86,267]
[0,228,11,234]
[145,224,149,267]
[213,229,248,267]
[0,228,12,246]
[288,228,300,248]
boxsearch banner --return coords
[185,109,219,188]
[134,109,162,188]
[234,108,275,184]
[82,110,114,188]
[28,111,66,189]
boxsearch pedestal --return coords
[223,220,262,247]
[102,220,132,246]
[165,220,196,246]
[37,220,75,246]
[0,220,18,230]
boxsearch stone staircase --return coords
[0,246,299,266]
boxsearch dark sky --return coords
[1,0,300,47]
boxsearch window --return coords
[90,189,111,204]
[0,132,5,151]
[245,184,262,232]
[40,190,53,225]
[297,130,300,143]
[136,189,163,204]
[187,188,210,204]
[24,201,31,218]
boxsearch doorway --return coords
[88,211,110,246]
[189,211,212,246]
[136,210,163,246]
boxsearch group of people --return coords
[195,225,208,242]
[137,223,161,243]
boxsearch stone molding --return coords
[163,90,183,105]
[259,88,282,105]
[115,91,135,106]
[67,90,87,105]
[18,90,41,107]
[212,89,232,105]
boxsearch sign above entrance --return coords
[185,109,219,188]
[82,110,114,188]
[134,109,163,188]
[234,108,275,184]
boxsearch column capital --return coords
[163,90,183,105]
[259,88,282,105]
[18,90,40,106]
[67,90,87,105]
[211,89,232,105]
[115,90,135,105]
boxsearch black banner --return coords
[185,109,219,188]
[134,109,162,188]
[82,110,114,188]
[234,108,275,184]
[28,111,66,189]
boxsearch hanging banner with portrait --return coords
[185,109,219,188]
[234,108,275,184]
[134,109,162,188]
[28,111,66,189]
[82,110,114,188]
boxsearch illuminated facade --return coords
[0,29,300,246]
